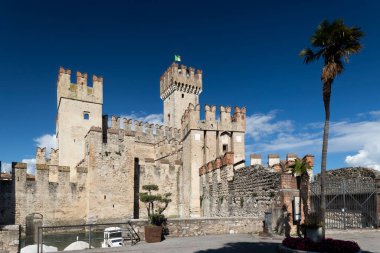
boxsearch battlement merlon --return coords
[105,116,181,142]
[199,152,235,176]
[160,63,203,100]
[57,67,103,106]
[181,103,247,135]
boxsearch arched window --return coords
[83,112,90,120]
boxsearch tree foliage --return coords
[139,184,172,226]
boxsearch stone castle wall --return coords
[1,115,184,226]
[2,163,87,226]
[199,152,282,218]
[0,225,19,253]
[200,153,315,234]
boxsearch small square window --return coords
[83,112,90,120]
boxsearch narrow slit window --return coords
[83,112,90,120]
[182,93,184,98]
[223,144,228,153]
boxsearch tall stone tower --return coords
[160,63,202,129]
[56,67,103,179]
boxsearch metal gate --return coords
[310,178,378,229]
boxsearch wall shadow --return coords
[195,241,281,253]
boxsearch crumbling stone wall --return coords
[200,153,314,234]
[201,160,281,218]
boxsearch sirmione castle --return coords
[0,62,314,227]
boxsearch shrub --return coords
[139,184,172,226]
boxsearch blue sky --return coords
[1,0,380,174]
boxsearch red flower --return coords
[282,237,360,253]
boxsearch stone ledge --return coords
[125,130,135,137]
[58,166,70,172]
[160,159,170,164]
[174,160,183,165]
[12,162,27,169]
[145,158,155,163]
[89,126,102,132]
[36,164,49,170]
[76,167,88,173]
[108,129,119,134]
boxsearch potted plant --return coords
[301,212,323,243]
[139,184,172,243]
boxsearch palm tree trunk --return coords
[301,172,310,221]
[321,79,332,239]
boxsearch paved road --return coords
[63,230,380,253]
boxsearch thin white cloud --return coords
[22,158,36,174]
[369,110,380,118]
[1,162,11,173]
[245,110,293,141]
[246,110,380,171]
[34,134,56,151]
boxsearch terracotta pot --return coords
[144,225,162,243]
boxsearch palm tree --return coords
[300,19,363,238]
[289,159,312,223]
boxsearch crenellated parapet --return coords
[181,103,246,136]
[106,116,182,143]
[57,67,103,106]
[160,63,202,100]
[198,152,235,183]
[248,153,314,175]
[199,152,235,176]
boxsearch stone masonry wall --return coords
[200,153,314,234]
[0,225,20,253]
[129,217,262,240]
[139,160,182,218]
[11,163,87,226]
[200,159,281,218]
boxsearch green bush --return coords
[139,184,171,226]
[150,213,166,226]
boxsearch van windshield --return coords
[110,232,122,238]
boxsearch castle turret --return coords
[56,67,103,180]
[160,63,202,129]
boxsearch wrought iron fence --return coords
[309,178,378,229]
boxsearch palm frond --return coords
[288,159,311,176]
[303,19,363,79]
[300,48,317,64]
